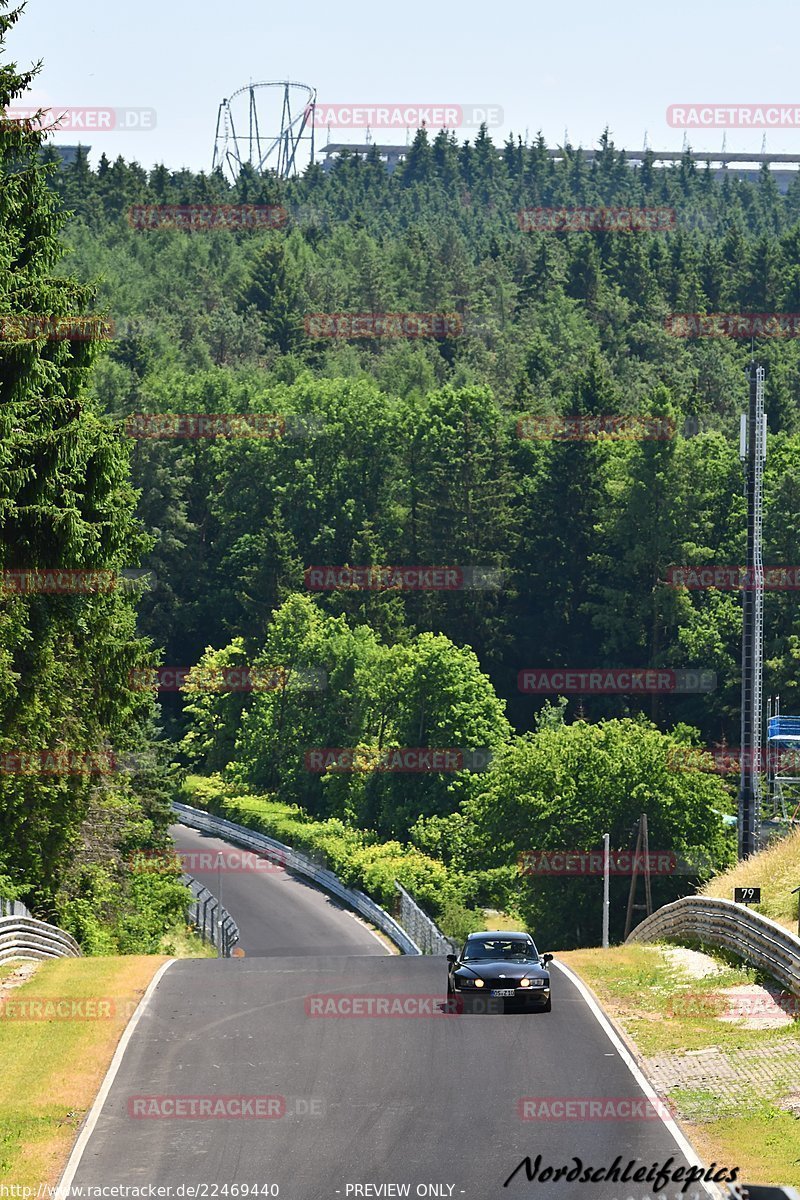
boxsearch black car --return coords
[446,931,553,1012]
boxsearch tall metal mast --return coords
[738,362,766,858]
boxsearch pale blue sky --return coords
[9,0,800,172]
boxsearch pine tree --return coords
[240,236,305,354]
[0,1,156,905]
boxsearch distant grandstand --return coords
[44,144,89,167]
[320,143,800,191]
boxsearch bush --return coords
[55,860,192,955]
[436,898,486,943]
[178,775,466,919]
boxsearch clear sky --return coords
[8,0,800,173]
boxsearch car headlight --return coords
[473,978,484,988]
[458,976,484,988]
[527,978,546,988]
[519,978,531,988]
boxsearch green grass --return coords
[562,943,800,1187]
[686,1105,800,1186]
[480,909,525,932]
[161,925,216,958]
[563,944,799,1056]
[702,825,800,931]
[0,956,166,1186]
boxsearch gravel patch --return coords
[661,945,725,979]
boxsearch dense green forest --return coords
[46,131,800,740]
[6,0,800,945]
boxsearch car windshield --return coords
[462,938,538,962]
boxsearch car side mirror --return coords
[542,953,553,964]
[446,953,457,964]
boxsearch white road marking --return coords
[554,960,723,1200]
[56,958,176,1194]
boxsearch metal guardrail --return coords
[0,915,82,962]
[626,896,800,994]
[394,882,457,955]
[173,801,422,955]
[0,878,239,960]
[183,873,240,957]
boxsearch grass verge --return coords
[0,955,166,1187]
[560,943,800,1188]
[702,824,800,932]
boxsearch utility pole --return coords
[738,363,766,859]
[602,833,610,949]
[624,814,653,939]
[216,850,224,958]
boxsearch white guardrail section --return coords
[172,801,424,955]
[626,896,800,994]
[0,914,82,962]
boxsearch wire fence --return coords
[183,874,240,957]
[394,882,457,955]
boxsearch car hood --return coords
[455,959,548,979]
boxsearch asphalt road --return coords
[65,825,719,1200]
[170,823,387,957]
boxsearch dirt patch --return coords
[0,960,40,997]
[661,945,724,979]
[778,1091,800,1118]
[715,982,799,1029]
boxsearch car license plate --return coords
[491,988,515,997]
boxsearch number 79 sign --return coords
[734,886,761,905]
